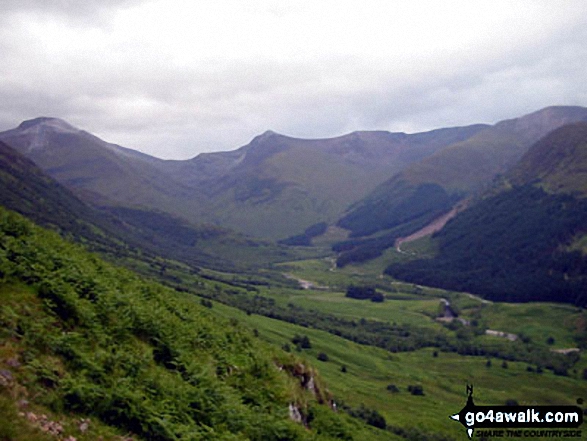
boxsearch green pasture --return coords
[459,301,586,349]
[211,301,585,440]
[263,287,446,330]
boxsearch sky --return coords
[1,0,586,159]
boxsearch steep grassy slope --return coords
[215,303,585,441]
[385,123,587,305]
[0,206,367,440]
[338,106,587,240]
[0,139,120,247]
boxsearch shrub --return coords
[371,292,385,303]
[386,384,399,393]
[292,334,311,349]
[407,385,424,396]
[317,352,329,362]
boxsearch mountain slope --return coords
[0,206,364,440]
[0,118,487,239]
[0,139,113,242]
[0,139,304,271]
[194,126,487,238]
[339,106,587,239]
[334,106,587,266]
[385,123,587,305]
[509,122,587,195]
[396,105,587,192]
[0,117,211,220]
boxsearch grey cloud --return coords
[0,0,146,18]
[1,1,587,159]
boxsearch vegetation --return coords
[386,185,587,306]
[3,113,587,440]
[0,207,361,440]
[0,139,324,273]
[279,222,328,246]
[344,286,384,303]
[213,301,586,440]
[338,182,457,238]
[509,122,587,196]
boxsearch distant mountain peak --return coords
[251,130,281,143]
[17,117,80,134]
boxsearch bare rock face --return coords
[288,403,303,424]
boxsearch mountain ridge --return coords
[508,121,587,196]
[0,138,305,271]
[0,116,488,239]
[338,105,587,238]
[384,122,587,305]
[3,106,587,241]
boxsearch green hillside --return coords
[334,106,587,266]
[0,139,117,245]
[0,139,320,272]
[509,122,587,196]
[195,127,487,239]
[385,123,587,305]
[0,118,209,219]
[0,206,371,440]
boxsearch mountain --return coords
[0,117,211,219]
[509,122,587,196]
[0,118,487,239]
[385,122,587,305]
[334,106,587,265]
[4,108,586,242]
[0,139,303,271]
[165,126,487,238]
[339,106,587,236]
[0,138,112,240]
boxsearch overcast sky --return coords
[1,0,586,159]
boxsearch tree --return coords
[371,292,385,303]
[407,385,424,396]
[317,352,329,362]
[386,384,399,393]
[292,334,311,349]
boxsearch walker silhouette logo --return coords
[449,385,583,438]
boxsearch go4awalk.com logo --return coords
[449,385,583,438]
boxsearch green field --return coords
[211,301,584,440]
[2,201,585,441]
[458,301,586,349]
[180,241,584,440]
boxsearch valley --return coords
[1,107,586,440]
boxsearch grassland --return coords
[211,301,584,440]
[248,246,586,436]
[2,196,584,440]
